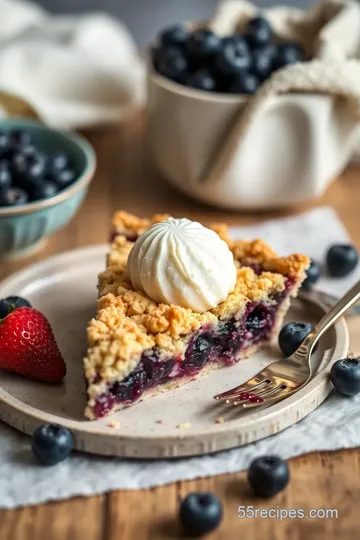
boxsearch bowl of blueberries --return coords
[0,118,96,259]
[147,16,357,210]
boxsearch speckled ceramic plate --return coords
[0,245,349,459]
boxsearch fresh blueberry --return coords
[54,168,76,189]
[111,367,148,402]
[153,46,189,83]
[31,180,58,201]
[227,72,259,94]
[187,70,217,92]
[248,455,290,497]
[302,260,321,290]
[142,350,174,380]
[10,129,32,148]
[216,37,251,75]
[50,151,69,173]
[260,43,277,60]
[250,47,274,81]
[12,144,38,168]
[245,17,272,47]
[159,24,189,48]
[273,42,305,70]
[179,492,223,536]
[32,424,73,466]
[0,187,28,206]
[278,321,312,357]
[330,358,360,396]
[0,296,31,318]
[326,244,359,278]
[186,30,221,58]
[221,35,241,47]
[184,334,212,370]
[246,305,269,332]
[0,132,11,158]
[13,151,46,187]
[0,158,10,169]
[0,165,11,194]
[20,144,38,157]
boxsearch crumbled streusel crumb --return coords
[156,419,165,424]
[108,421,120,428]
[216,416,225,424]
[176,422,191,429]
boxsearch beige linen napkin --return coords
[209,0,360,171]
[0,0,144,129]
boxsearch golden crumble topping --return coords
[112,211,170,238]
[84,211,309,405]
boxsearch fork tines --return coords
[214,378,288,407]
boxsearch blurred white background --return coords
[34,0,316,45]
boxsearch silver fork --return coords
[214,280,360,409]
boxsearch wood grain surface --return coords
[1,112,360,540]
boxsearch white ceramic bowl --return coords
[147,67,359,210]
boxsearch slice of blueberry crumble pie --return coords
[84,211,309,420]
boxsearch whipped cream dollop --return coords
[127,217,237,312]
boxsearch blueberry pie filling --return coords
[84,211,308,420]
[92,290,293,418]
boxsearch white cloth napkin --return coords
[1,206,360,509]
[0,0,144,129]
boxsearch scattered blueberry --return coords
[186,30,221,58]
[326,244,359,278]
[32,424,73,466]
[302,260,321,290]
[273,42,305,70]
[0,296,31,318]
[31,180,58,201]
[216,37,250,75]
[153,46,189,83]
[0,187,28,206]
[278,321,312,357]
[245,17,272,47]
[248,455,290,497]
[330,358,360,396]
[179,492,223,536]
[187,70,217,92]
[160,24,189,48]
[227,72,259,94]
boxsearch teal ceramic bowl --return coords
[0,119,96,259]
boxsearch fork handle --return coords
[314,279,360,343]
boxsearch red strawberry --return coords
[0,307,66,383]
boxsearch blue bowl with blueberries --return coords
[0,119,96,259]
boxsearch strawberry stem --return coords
[0,304,16,323]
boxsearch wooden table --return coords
[1,113,360,540]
